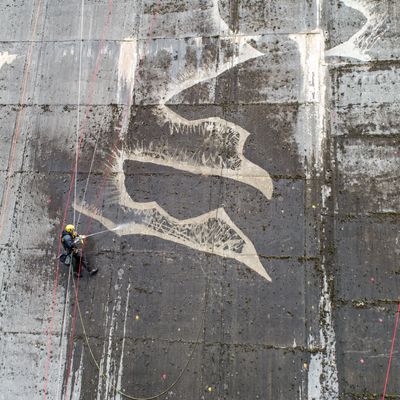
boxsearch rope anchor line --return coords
[381,303,400,400]
[71,273,209,400]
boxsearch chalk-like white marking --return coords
[0,51,17,69]
[325,0,389,61]
[75,148,271,281]
[117,39,138,104]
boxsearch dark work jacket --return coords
[61,231,76,253]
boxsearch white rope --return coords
[55,264,72,399]
[73,0,85,227]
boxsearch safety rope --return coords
[381,303,400,399]
[61,1,213,398]
[71,271,209,400]
[73,0,85,227]
[62,0,115,395]
[55,263,72,398]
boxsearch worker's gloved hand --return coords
[73,236,85,246]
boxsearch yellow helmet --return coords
[65,224,75,234]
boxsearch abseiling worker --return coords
[61,224,98,278]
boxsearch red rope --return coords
[42,1,114,398]
[0,0,44,240]
[381,303,400,400]
[63,0,162,395]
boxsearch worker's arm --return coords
[62,234,77,251]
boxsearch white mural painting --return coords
[326,0,389,61]
[77,0,272,281]
[75,147,270,281]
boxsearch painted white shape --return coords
[75,149,271,281]
[130,106,273,199]
[110,2,271,281]
[117,0,263,105]
[325,0,389,61]
[164,35,262,103]
[117,39,138,104]
[0,52,17,69]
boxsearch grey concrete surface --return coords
[0,0,399,399]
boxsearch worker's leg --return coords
[72,253,83,277]
[80,251,98,276]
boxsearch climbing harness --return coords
[59,253,71,266]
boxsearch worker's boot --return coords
[89,268,98,276]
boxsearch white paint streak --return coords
[97,270,124,399]
[292,2,338,397]
[290,30,327,170]
[308,266,339,399]
[325,0,389,61]
[96,291,111,399]
[321,185,331,210]
[115,283,131,400]
[55,270,72,399]
[71,349,84,400]
[117,39,138,104]
[103,304,116,398]
[0,52,17,69]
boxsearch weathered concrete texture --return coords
[0,0,399,399]
[336,304,400,397]
[326,0,400,398]
[335,216,400,300]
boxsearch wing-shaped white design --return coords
[125,106,273,199]
[117,0,262,104]
[79,1,272,281]
[326,0,389,61]
[75,150,271,281]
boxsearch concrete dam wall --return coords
[0,0,399,399]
